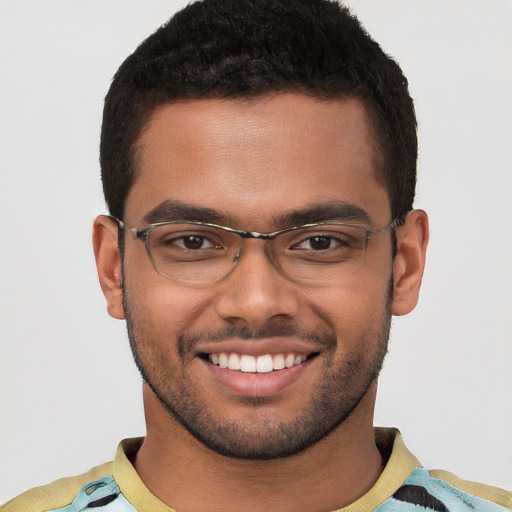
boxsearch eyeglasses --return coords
[110,216,403,285]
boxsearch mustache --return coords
[178,323,336,359]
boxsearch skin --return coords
[93,94,429,512]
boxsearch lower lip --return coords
[202,358,313,397]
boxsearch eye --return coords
[151,226,225,252]
[293,234,348,251]
[171,234,218,250]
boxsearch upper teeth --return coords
[209,353,307,373]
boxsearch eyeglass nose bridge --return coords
[229,230,281,267]
[238,230,278,240]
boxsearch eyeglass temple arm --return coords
[107,215,141,241]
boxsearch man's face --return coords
[121,94,394,459]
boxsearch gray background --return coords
[1,0,511,503]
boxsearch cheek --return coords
[124,253,216,343]
[307,269,392,345]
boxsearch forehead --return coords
[125,94,390,228]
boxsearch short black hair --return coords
[100,0,417,221]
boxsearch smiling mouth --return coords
[202,352,319,373]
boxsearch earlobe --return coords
[391,209,429,316]
[92,215,125,320]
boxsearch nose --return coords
[214,239,300,329]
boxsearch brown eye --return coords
[307,236,333,250]
[164,234,218,250]
[181,235,209,250]
[294,235,347,251]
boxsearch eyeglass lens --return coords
[145,223,369,284]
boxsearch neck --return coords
[133,383,384,512]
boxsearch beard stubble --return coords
[123,281,392,460]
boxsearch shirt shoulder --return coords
[0,461,115,512]
[1,438,173,512]
[375,466,512,511]
[429,469,512,509]
[336,429,511,512]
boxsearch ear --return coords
[391,209,429,316]
[92,215,125,320]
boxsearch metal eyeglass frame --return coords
[107,214,404,283]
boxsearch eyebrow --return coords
[143,200,233,225]
[143,199,372,228]
[277,201,372,227]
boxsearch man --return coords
[2,0,510,511]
